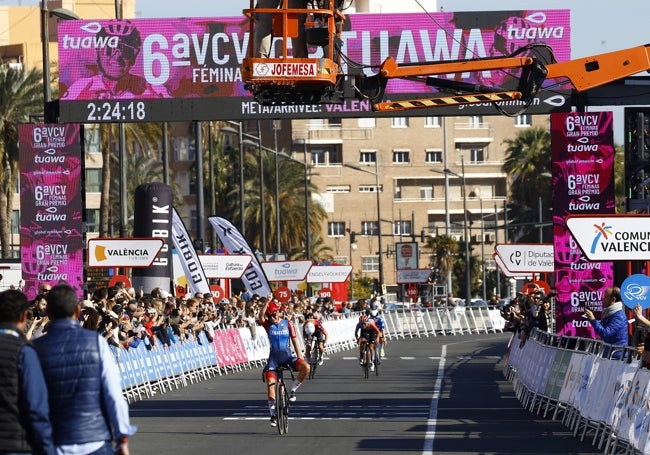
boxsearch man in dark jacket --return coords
[0,289,53,455]
[33,284,136,454]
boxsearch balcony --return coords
[292,122,374,144]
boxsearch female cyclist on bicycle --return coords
[354,315,380,371]
[259,296,309,426]
[303,315,328,366]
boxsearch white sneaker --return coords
[318,357,323,366]
[370,364,375,372]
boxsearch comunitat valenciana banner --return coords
[57,10,570,122]
[551,112,615,338]
[19,124,84,300]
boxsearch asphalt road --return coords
[128,333,602,454]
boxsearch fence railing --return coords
[504,328,646,455]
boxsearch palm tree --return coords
[425,234,458,289]
[502,126,552,242]
[84,123,164,237]
[223,147,327,257]
[0,64,42,257]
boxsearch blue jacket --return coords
[590,307,628,357]
[33,319,112,445]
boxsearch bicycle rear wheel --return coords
[309,342,318,380]
[275,379,289,434]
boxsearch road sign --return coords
[88,238,163,267]
[495,243,554,273]
[261,260,313,282]
[566,214,650,260]
[493,254,532,279]
[396,269,431,284]
[307,265,352,283]
[198,255,252,278]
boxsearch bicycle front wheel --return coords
[309,344,318,380]
[363,346,370,379]
[276,380,289,435]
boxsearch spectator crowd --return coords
[21,282,379,351]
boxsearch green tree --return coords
[0,64,42,257]
[84,123,166,237]
[221,146,327,259]
[502,126,552,242]
[425,234,458,290]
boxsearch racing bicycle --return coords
[273,365,294,435]
[307,337,319,380]
[361,340,379,378]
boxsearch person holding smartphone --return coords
[584,286,628,359]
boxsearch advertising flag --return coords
[171,208,210,295]
[208,216,272,297]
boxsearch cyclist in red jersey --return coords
[259,297,309,426]
[354,315,380,371]
[303,316,328,366]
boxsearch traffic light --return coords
[350,231,356,244]
[420,229,425,243]
[625,108,650,212]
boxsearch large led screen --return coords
[58,10,570,122]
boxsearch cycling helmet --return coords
[97,20,142,63]
[370,309,379,317]
[359,315,368,324]
[266,300,280,317]
[219,298,230,305]
[99,20,142,47]
[304,321,316,336]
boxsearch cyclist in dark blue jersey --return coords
[259,297,309,426]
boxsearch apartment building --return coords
[291,113,548,294]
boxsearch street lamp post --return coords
[220,122,246,236]
[41,1,79,121]
[343,161,384,292]
[432,155,471,305]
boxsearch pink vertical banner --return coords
[19,124,85,300]
[551,112,616,337]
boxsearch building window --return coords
[334,256,349,265]
[173,137,195,161]
[311,149,325,165]
[359,185,382,193]
[84,127,101,153]
[391,117,408,128]
[85,169,102,193]
[11,210,19,235]
[359,150,377,163]
[362,256,379,272]
[361,221,378,236]
[425,149,442,163]
[392,150,410,164]
[469,146,485,163]
[326,185,350,193]
[393,220,412,236]
[515,114,532,127]
[468,115,483,128]
[329,147,343,165]
[424,116,441,128]
[328,221,346,237]
[358,118,376,128]
[420,187,433,200]
[84,209,100,233]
